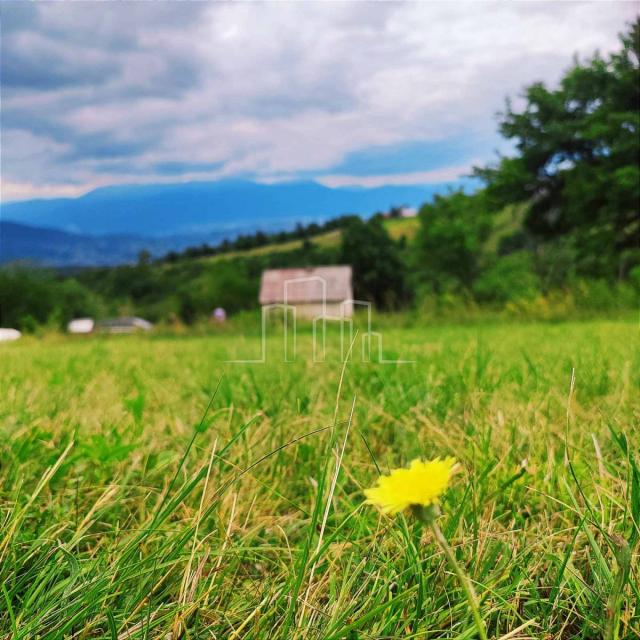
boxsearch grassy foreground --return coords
[0,319,638,638]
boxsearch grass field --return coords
[198,217,418,264]
[0,319,638,638]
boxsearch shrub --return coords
[414,191,493,292]
[473,251,540,304]
[0,267,99,330]
[340,217,409,308]
[572,279,640,312]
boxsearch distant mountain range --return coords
[1,178,464,265]
[0,221,167,267]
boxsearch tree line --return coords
[1,20,638,330]
[161,214,362,262]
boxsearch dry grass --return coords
[0,318,638,638]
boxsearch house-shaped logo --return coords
[229,265,413,364]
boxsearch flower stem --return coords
[605,535,631,640]
[430,521,488,640]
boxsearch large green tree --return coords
[0,267,101,330]
[475,20,640,277]
[413,191,493,293]
[339,217,408,308]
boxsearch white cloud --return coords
[318,163,480,188]
[1,1,637,199]
[0,180,89,202]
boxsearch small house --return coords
[97,317,153,334]
[67,318,95,334]
[259,265,353,319]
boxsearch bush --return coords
[504,292,576,321]
[0,267,100,330]
[340,217,409,308]
[572,279,640,312]
[413,191,493,293]
[629,265,640,292]
[473,251,540,304]
[416,289,479,320]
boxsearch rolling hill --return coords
[197,216,420,264]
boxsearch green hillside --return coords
[199,217,418,264]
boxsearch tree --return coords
[137,249,152,266]
[0,267,100,330]
[475,19,640,277]
[413,191,493,293]
[339,217,408,308]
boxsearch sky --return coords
[1,1,637,202]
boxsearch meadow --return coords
[0,318,638,639]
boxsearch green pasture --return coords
[0,319,638,638]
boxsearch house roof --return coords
[259,265,352,305]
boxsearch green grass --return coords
[384,216,420,241]
[480,204,527,256]
[197,217,417,263]
[0,318,638,638]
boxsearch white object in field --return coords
[67,318,95,334]
[400,207,418,218]
[212,307,227,323]
[98,317,154,334]
[0,328,22,342]
[131,317,153,331]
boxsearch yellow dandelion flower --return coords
[364,456,486,639]
[364,457,457,515]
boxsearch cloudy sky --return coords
[1,1,637,201]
